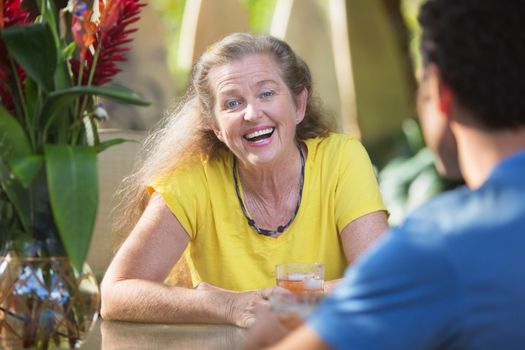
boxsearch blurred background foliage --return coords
[115,0,462,224]
[378,119,459,226]
[150,0,277,94]
[240,0,278,33]
[150,0,189,93]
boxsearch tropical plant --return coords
[0,0,148,271]
[378,119,462,226]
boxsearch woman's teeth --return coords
[244,127,274,141]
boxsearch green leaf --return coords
[45,145,98,271]
[9,155,45,188]
[37,0,72,92]
[402,119,425,152]
[0,160,32,233]
[37,0,60,50]
[63,42,77,60]
[1,23,57,92]
[54,58,72,90]
[0,105,32,160]
[95,138,138,154]
[24,76,41,130]
[406,167,444,210]
[49,60,74,142]
[41,84,150,131]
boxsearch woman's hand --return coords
[197,282,278,328]
[228,290,269,328]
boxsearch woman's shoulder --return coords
[305,133,365,157]
[151,150,232,188]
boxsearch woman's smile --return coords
[243,126,276,146]
[209,53,305,166]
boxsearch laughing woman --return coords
[101,33,388,327]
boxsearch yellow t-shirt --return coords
[149,133,385,291]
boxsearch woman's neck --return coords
[234,142,305,235]
[238,144,303,201]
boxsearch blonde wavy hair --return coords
[112,33,336,248]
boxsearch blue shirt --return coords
[309,151,525,349]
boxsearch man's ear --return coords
[438,83,453,116]
[294,88,308,124]
[428,64,453,116]
[422,64,453,118]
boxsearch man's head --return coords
[419,0,525,130]
[416,0,525,178]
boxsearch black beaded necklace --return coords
[233,144,305,237]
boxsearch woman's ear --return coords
[213,126,223,142]
[294,88,308,124]
[209,116,224,142]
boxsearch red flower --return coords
[99,0,120,34]
[71,3,97,60]
[0,0,30,115]
[0,0,29,29]
[71,0,145,86]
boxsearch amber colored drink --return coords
[276,269,324,293]
[275,263,325,293]
[277,279,307,292]
[269,279,326,327]
[276,278,324,292]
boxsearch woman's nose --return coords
[244,102,262,121]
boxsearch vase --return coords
[0,255,100,350]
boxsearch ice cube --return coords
[303,276,324,290]
[287,273,307,281]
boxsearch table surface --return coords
[80,318,247,350]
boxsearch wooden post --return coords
[272,0,347,134]
[178,0,250,71]
[337,0,415,144]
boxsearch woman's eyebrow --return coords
[255,79,278,88]
[217,88,240,99]
[216,80,279,99]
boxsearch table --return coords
[80,319,247,350]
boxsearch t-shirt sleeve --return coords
[147,165,208,240]
[307,228,458,350]
[335,138,386,230]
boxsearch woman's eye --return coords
[261,90,275,98]
[225,100,240,109]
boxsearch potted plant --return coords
[0,0,148,348]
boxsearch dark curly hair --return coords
[419,0,525,129]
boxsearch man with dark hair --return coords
[244,0,525,348]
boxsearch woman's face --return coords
[208,54,307,168]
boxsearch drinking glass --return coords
[275,262,325,293]
[268,291,325,327]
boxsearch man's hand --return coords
[243,307,293,349]
[243,304,332,350]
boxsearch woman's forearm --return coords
[100,279,237,324]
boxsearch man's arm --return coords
[243,308,332,350]
[246,225,456,349]
[267,325,331,350]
